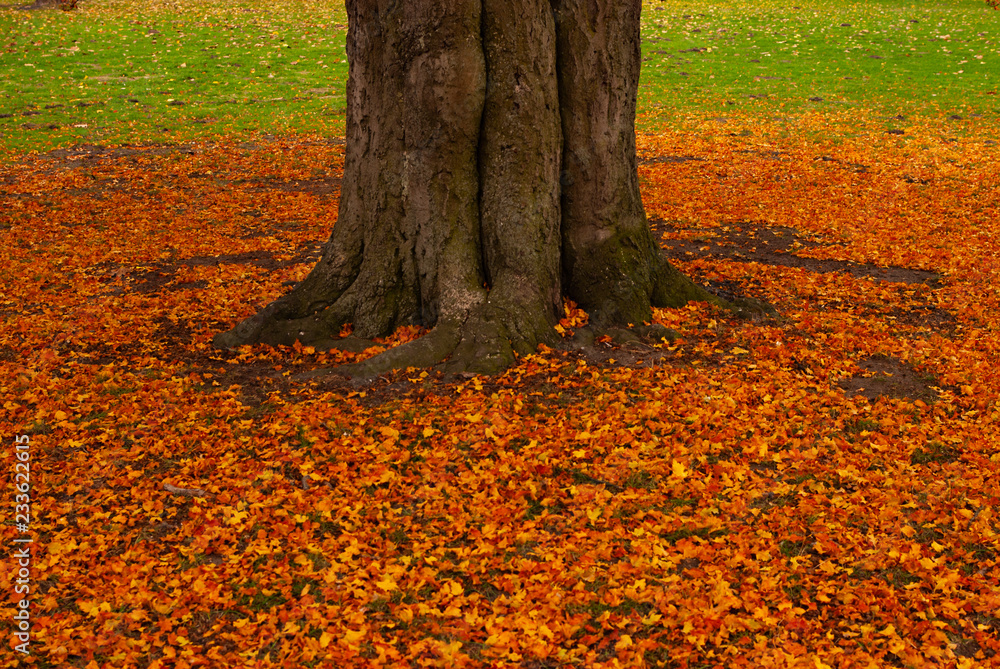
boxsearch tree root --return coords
[230,288,774,383]
[219,254,774,382]
[563,323,677,351]
[296,319,681,382]
[292,300,556,381]
[723,295,779,320]
[651,258,777,319]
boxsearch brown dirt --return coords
[653,219,956,342]
[26,143,204,164]
[19,138,343,175]
[571,340,671,369]
[13,0,63,9]
[883,304,958,335]
[837,355,942,403]
[638,154,706,165]
[64,317,304,409]
[97,243,323,296]
[242,177,341,198]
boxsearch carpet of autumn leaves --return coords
[2,110,1000,668]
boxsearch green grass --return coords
[638,0,998,125]
[0,0,349,154]
[1,0,996,155]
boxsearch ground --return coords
[4,137,956,406]
[3,114,998,669]
[2,1,999,665]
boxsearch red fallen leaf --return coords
[3,107,1000,668]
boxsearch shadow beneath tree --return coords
[838,354,945,403]
[653,219,940,286]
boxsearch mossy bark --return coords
[553,0,719,325]
[214,0,730,376]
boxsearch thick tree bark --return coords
[554,0,714,326]
[214,0,728,376]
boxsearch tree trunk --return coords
[214,0,726,376]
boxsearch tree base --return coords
[211,0,778,380]
[220,280,777,383]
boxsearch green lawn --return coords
[0,0,996,155]
[638,0,998,125]
[0,0,350,154]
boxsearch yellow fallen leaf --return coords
[151,600,172,615]
[439,640,463,656]
[343,627,367,645]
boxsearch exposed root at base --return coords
[292,303,554,381]
[215,258,777,382]
[294,320,685,383]
[724,295,778,320]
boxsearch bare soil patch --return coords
[13,0,63,9]
[838,355,941,403]
[884,304,958,335]
[21,138,343,174]
[27,143,204,165]
[638,154,706,165]
[242,176,341,198]
[97,243,323,295]
[654,220,955,338]
[65,317,305,409]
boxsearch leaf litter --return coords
[0,114,999,669]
